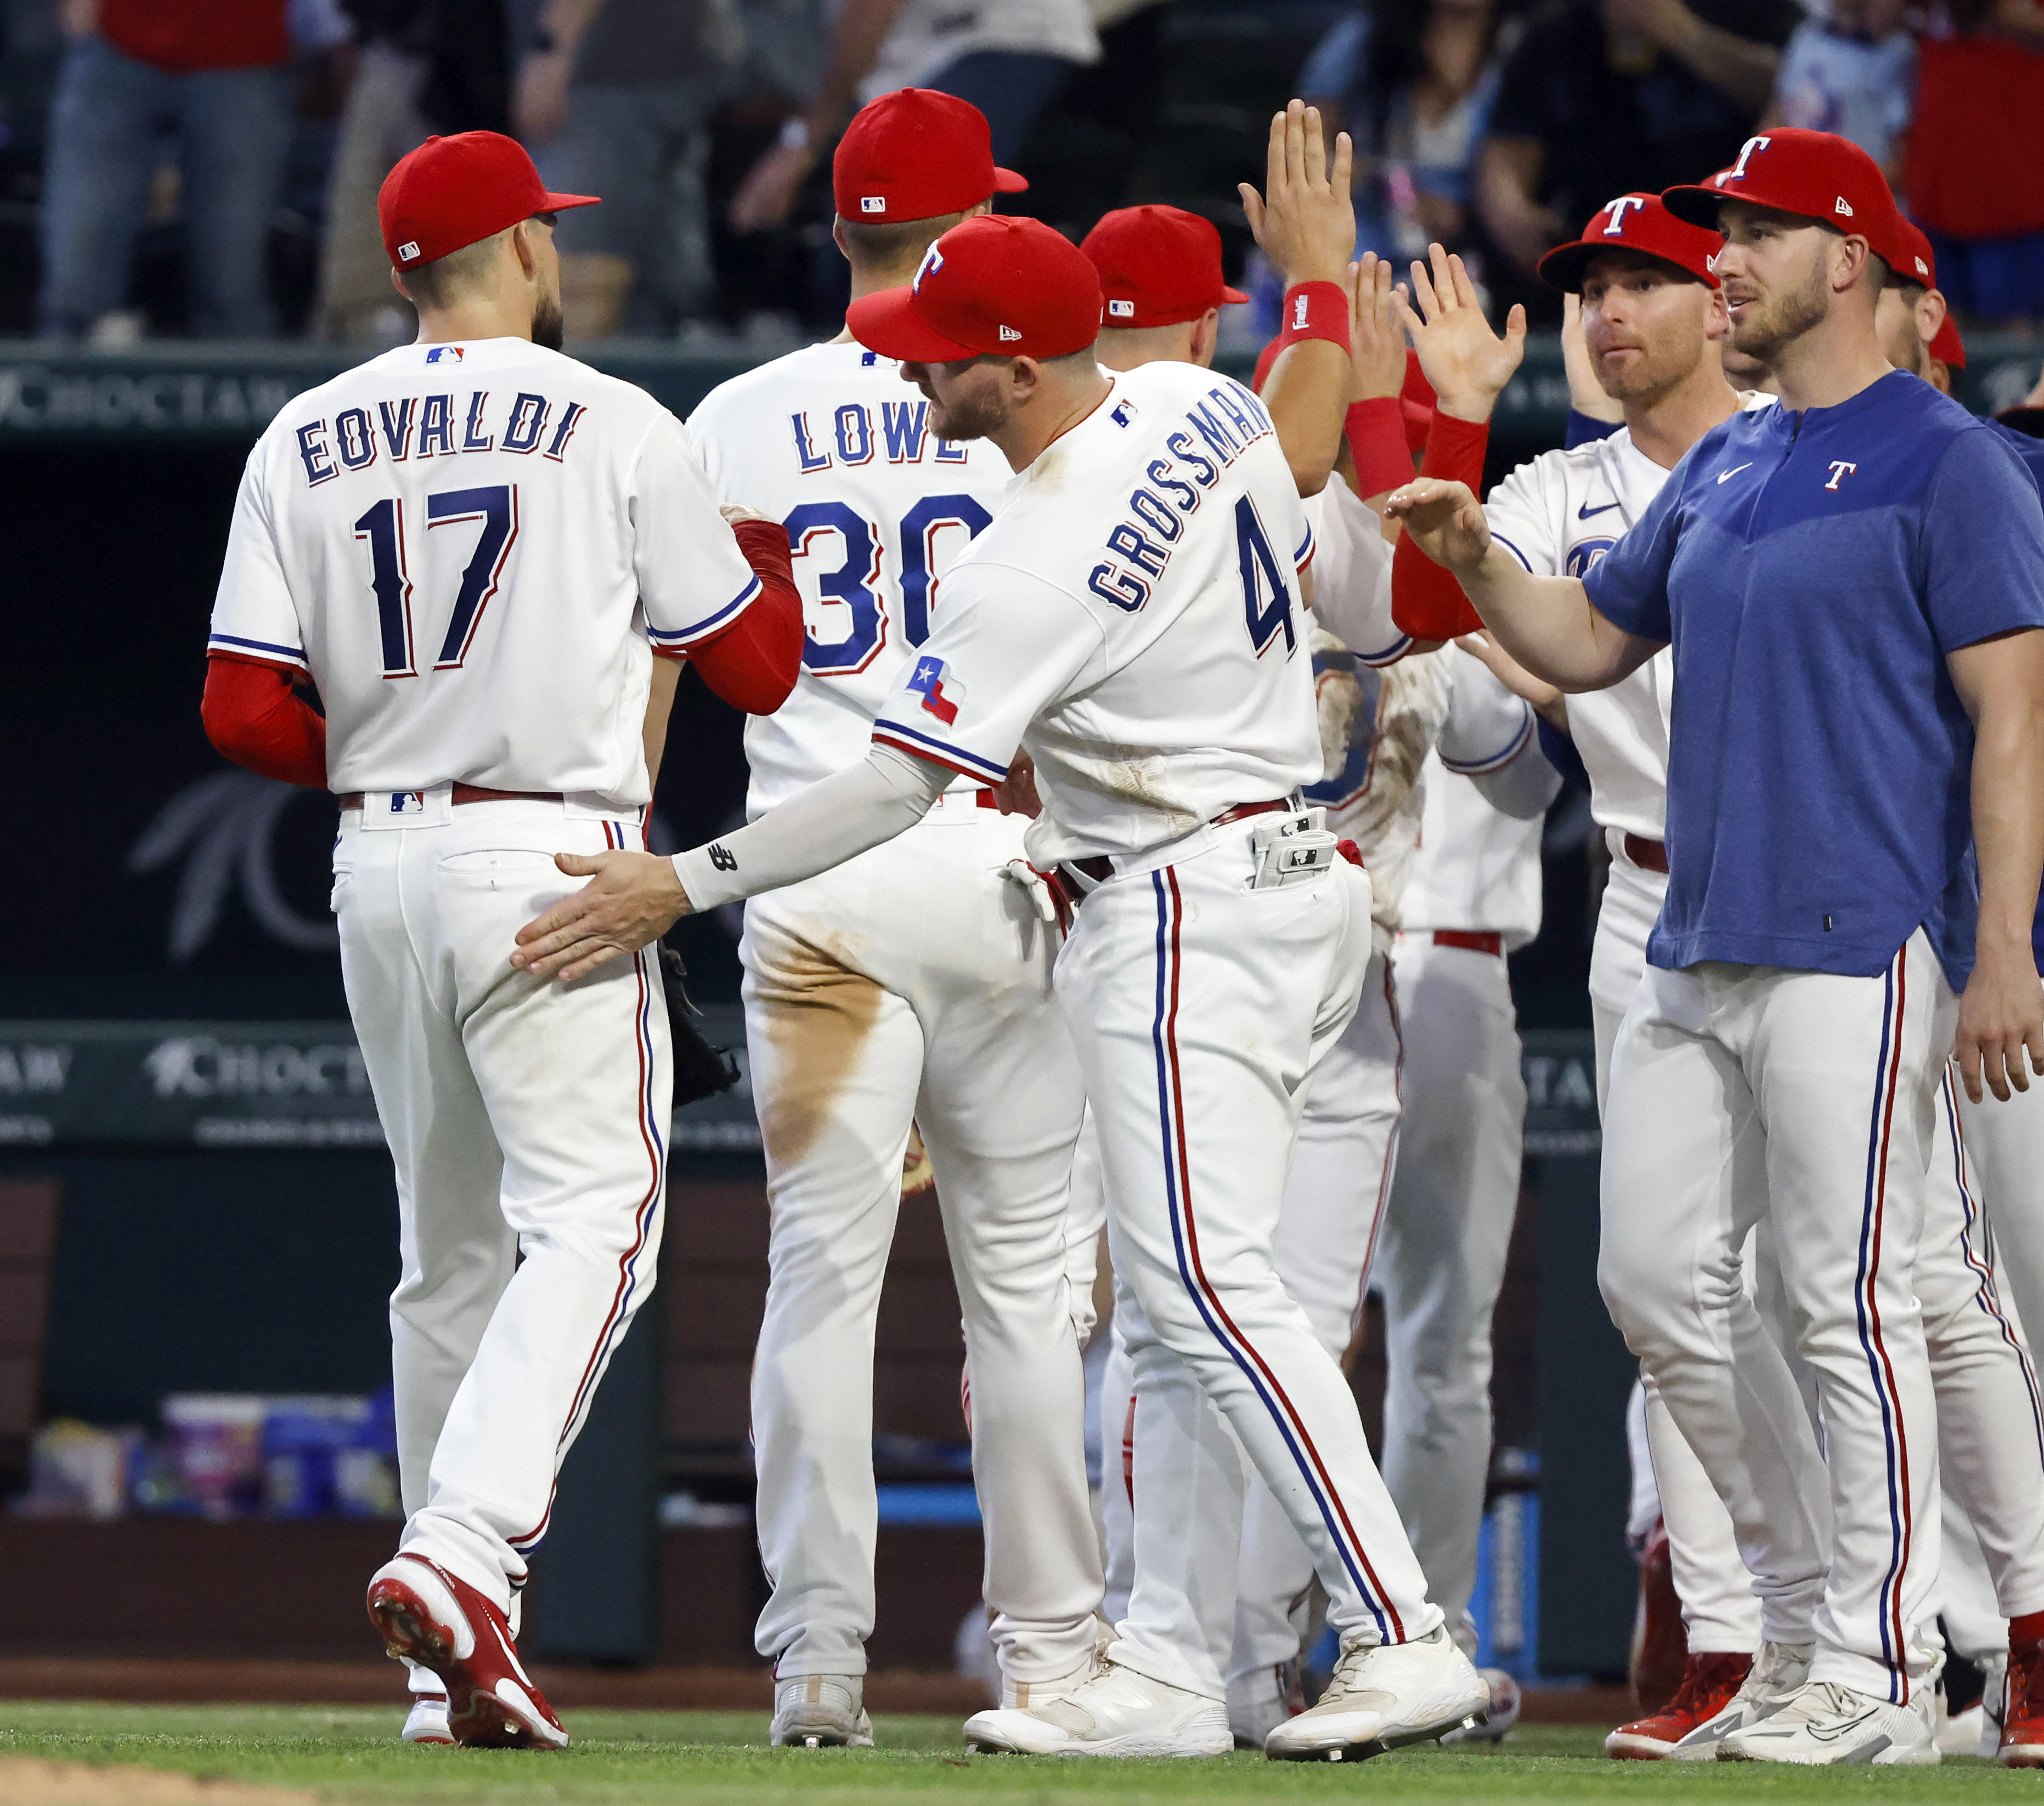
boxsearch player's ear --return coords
[1703,285,1730,343]
[1917,285,1947,349]
[390,265,413,303]
[511,219,539,283]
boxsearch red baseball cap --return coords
[379,131,597,269]
[833,88,1027,224]
[1930,312,1967,370]
[1663,129,1899,258]
[1538,193,1723,292]
[848,215,1102,362]
[1081,205,1249,329]
[1888,216,1937,289]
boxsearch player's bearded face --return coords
[1581,258,1713,403]
[908,358,1012,442]
[1717,215,1831,363]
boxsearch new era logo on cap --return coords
[1835,197,1854,216]
[398,241,420,262]
[1916,255,1930,276]
[998,325,1021,341]
[861,196,886,213]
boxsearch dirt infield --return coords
[0,1757,311,1806]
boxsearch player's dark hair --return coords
[837,208,972,281]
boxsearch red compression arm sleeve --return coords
[673,518,803,715]
[202,654,328,787]
[1391,411,1489,640]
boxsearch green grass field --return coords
[0,1703,2036,1804]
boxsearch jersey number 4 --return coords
[1236,496,1296,658]
[354,484,520,678]
[782,494,992,676]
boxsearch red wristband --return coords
[1345,397,1414,501]
[1276,280,1351,352]
[1420,408,1489,484]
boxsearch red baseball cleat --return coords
[367,1555,567,1749]
[1629,1526,1686,1715]
[1605,1651,1753,1759]
[2002,1612,2044,1767]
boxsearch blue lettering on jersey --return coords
[792,412,830,473]
[935,438,967,464]
[296,421,336,486]
[880,400,930,463]
[335,408,376,471]
[503,392,549,454]
[377,397,416,460]
[417,393,456,456]
[834,403,874,466]
[1165,430,1218,489]
[1565,537,1616,578]
[543,400,586,461]
[461,391,494,452]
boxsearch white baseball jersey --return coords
[209,337,760,807]
[869,359,1320,868]
[686,341,1014,814]
[1483,396,1772,838]
[1398,651,1544,946]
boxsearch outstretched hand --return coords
[1392,243,1526,423]
[512,850,694,983]
[1239,99,1355,288]
[1348,253,1408,403]
[1384,476,1492,575]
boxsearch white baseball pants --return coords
[1601,933,1955,1701]
[1957,1052,2044,1386]
[336,790,670,1613]
[1057,829,1441,1701]
[1594,846,1769,1655]
[1090,957,1405,1689]
[743,805,1102,1684]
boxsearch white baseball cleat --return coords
[1938,1700,1984,1757]
[962,1657,1229,1757]
[402,1690,453,1744]
[1439,1667,1522,1745]
[770,1674,874,1748]
[1263,1625,1490,1763]
[1716,1678,1938,1764]
[1664,1638,1812,1759]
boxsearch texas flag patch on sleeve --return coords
[907,655,965,725]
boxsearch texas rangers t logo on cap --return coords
[1715,136,1771,187]
[1601,196,1647,236]
[908,656,964,725]
[912,245,944,294]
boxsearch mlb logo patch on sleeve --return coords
[908,656,965,725]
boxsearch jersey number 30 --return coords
[353,484,519,678]
[783,494,991,676]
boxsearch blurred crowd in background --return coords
[0,0,2036,349]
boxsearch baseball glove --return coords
[657,944,741,1107]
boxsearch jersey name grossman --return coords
[1086,381,1280,614]
[293,388,590,486]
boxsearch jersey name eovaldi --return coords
[686,342,1014,814]
[207,337,760,806]
[866,359,1322,867]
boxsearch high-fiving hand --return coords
[1392,243,1527,424]
[1382,476,1494,576]
[1348,252,1408,403]
[1239,99,1356,289]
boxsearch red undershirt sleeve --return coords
[1391,411,1490,640]
[671,517,804,715]
[202,653,329,788]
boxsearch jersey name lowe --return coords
[686,342,1013,814]
[867,359,1322,867]
[209,337,761,806]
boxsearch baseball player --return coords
[1391,129,2044,1763]
[511,209,1491,1762]
[681,89,1104,1748]
[200,131,803,1747]
[1396,199,1778,1756]
[1071,184,1552,1748]
[1449,195,2044,1765]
